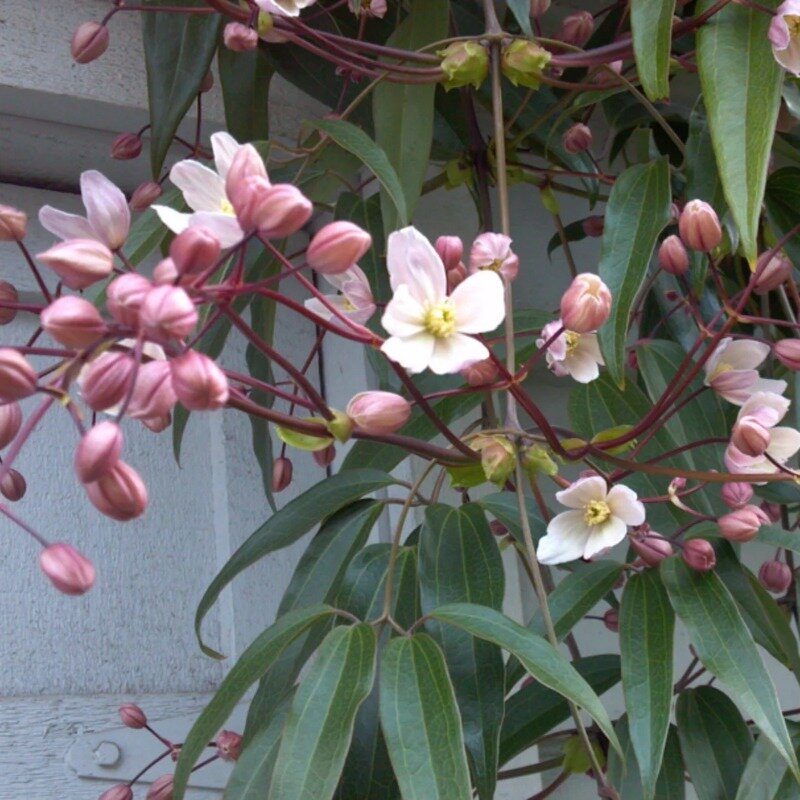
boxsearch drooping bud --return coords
[139,285,198,343]
[225,145,269,212]
[758,560,793,594]
[40,296,107,348]
[111,133,143,161]
[216,730,243,762]
[0,469,26,501]
[560,272,612,333]
[127,361,177,421]
[153,258,180,286]
[0,205,27,241]
[557,11,594,46]
[630,528,673,567]
[0,281,18,325]
[602,608,619,632]
[460,357,499,387]
[775,338,800,370]
[71,21,109,64]
[170,351,229,411]
[272,456,293,492]
[307,222,372,275]
[346,391,411,435]
[39,543,96,595]
[562,123,593,154]
[0,349,37,400]
[718,505,766,543]
[760,500,782,523]
[37,239,114,290]
[314,444,336,468]
[658,235,689,276]
[130,181,162,211]
[170,227,221,277]
[99,785,134,800]
[731,416,770,456]
[720,481,753,509]
[107,273,153,328]
[678,200,722,252]
[119,703,147,729]
[581,216,604,238]
[224,22,259,52]
[530,0,551,18]
[0,402,22,449]
[257,184,313,239]
[682,538,716,571]
[75,421,123,483]
[435,236,464,271]
[146,774,174,800]
[501,40,552,89]
[84,460,148,522]
[753,250,793,295]
[438,42,490,90]
[81,352,136,412]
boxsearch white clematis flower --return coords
[153,132,245,248]
[537,476,645,565]
[703,337,786,405]
[304,265,376,329]
[769,0,800,76]
[380,226,505,375]
[725,429,800,480]
[39,170,130,251]
[537,319,604,383]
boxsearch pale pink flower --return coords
[769,0,800,76]
[537,319,604,383]
[468,232,519,283]
[703,337,786,404]
[380,227,505,375]
[725,427,800,480]
[537,476,645,564]
[255,0,317,16]
[304,265,376,328]
[39,171,129,250]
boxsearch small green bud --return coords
[539,185,560,215]
[326,409,354,443]
[521,444,558,478]
[501,40,552,89]
[276,417,334,451]
[257,11,274,37]
[438,42,490,90]
[474,435,515,487]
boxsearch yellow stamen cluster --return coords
[220,197,235,215]
[565,330,580,355]
[424,300,457,338]
[584,499,611,526]
[787,14,800,36]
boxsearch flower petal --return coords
[537,510,590,565]
[428,333,488,375]
[80,170,130,250]
[187,211,244,248]
[211,132,241,180]
[710,369,759,404]
[381,284,427,337]
[38,206,96,242]
[606,484,645,526]
[556,475,607,509]
[170,160,226,212]
[720,339,770,371]
[583,517,628,559]
[565,351,601,383]
[775,36,800,76]
[152,205,192,236]
[750,377,788,398]
[381,333,436,374]
[767,426,800,462]
[387,226,446,304]
[577,333,604,364]
[450,270,506,334]
[738,391,790,427]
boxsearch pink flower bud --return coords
[562,123,593,154]
[257,184,313,239]
[146,774,174,800]
[307,222,372,275]
[775,339,800,370]
[153,258,180,286]
[720,481,753,509]
[272,456,293,492]
[71,21,109,64]
[225,146,269,212]
[760,500,782,523]
[169,227,221,277]
[346,391,411,435]
[99,785,134,800]
[718,505,765,542]
[658,235,689,276]
[216,730,243,762]
[107,273,153,328]
[314,444,336,468]
[0,402,22,450]
[127,361,177,421]
[435,236,464,270]
[40,296,106,348]
[753,251,793,295]
[75,422,123,483]
[490,520,508,537]
[758,560,793,594]
[682,538,716,571]
[37,239,114,290]
[81,352,136,412]
[0,469,26,502]
[678,200,722,252]
[0,205,27,241]
[581,216,604,238]
[560,272,612,333]
[111,133,143,161]
[85,461,148,522]
[447,263,467,293]
[39,543,96,595]
[0,349,37,400]
[731,416,770,457]
[119,703,147,729]
[140,285,198,343]
[630,529,673,567]
[602,608,619,632]
[461,357,499,387]
[530,0,551,17]
[130,181,163,211]
[0,281,19,326]
[558,11,594,46]
[224,22,258,52]
[170,351,229,411]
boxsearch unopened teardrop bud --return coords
[118,703,147,729]
[169,227,221,277]
[307,222,372,275]
[130,181,162,211]
[314,444,336,468]
[557,11,594,46]
[111,133,143,161]
[560,273,612,333]
[602,608,619,632]
[170,351,229,411]
[753,250,793,295]
[0,349,37,401]
[224,22,258,52]
[658,235,689,276]
[146,774,174,800]
[678,200,722,252]
[84,460,148,522]
[71,21,109,64]
[75,421,123,483]
[0,281,18,326]
[100,785,134,800]
[216,730,243,762]
[272,456,293,492]
[39,543,96,595]
[720,481,753,509]
[562,123,593,154]
[107,273,153,328]
[139,285,198,342]
[0,469,26,502]
[40,296,107,348]
[758,560,793,594]
[0,402,22,450]
[0,205,27,242]
[37,239,114,290]
[775,339,800,370]
[682,538,716,571]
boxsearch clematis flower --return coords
[536,319,604,383]
[703,337,787,405]
[380,227,505,375]
[769,0,800,76]
[724,428,800,480]
[152,132,245,248]
[537,476,645,564]
[304,265,376,329]
[468,232,519,283]
[39,171,130,250]
[255,0,316,16]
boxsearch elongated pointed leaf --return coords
[757,523,800,555]
[477,491,546,546]
[380,634,472,800]
[428,603,621,756]
[195,470,395,656]
[268,624,377,800]
[217,43,273,142]
[173,605,336,799]
[598,158,672,384]
[735,732,793,800]
[661,557,799,779]
[676,687,753,800]
[620,570,675,800]
[630,0,675,101]
[696,0,782,262]
[506,0,534,37]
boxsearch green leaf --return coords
[173,605,336,799]
[418,505,505,800]
[379,634,472,800]
[195,470,395,657]
[676,687,753,800]
[141,0,222,177]
[268,624,377,800]
[661,557,799,779]
[620,570,675,800]
[735,732,793,800]
[506,0,534,37]
[597,158,672,384]
[757,523,800,555]
[428,603,621,756]
[217,43,273,142]
[765,167,800,265]
[630,0,674,101]
[696,0,782,263]
[477,491,546,546]
[373,0,449,234]
[686,100,728,217]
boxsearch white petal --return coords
[381,333,436,374]
[767,427,800,462]
[211,132,241,180]
[381,284,427,337]
[738,391,790,426]
[606,484,645,525]
[710,369,759,404]
[750,378,788,398]
[775,36,800,77]
[38,206,96,242]
[428,333,488,375]
[576,334,604,364]
[566,352,601,383]
[450,270,506,334]
[152,205,192,236]
[583,517,628,559]
[80,170,130,250]
[537,511,590,565]
[304,295,338,321]
[556,476,606,509]
[187,211,244,248]
[721,339,770,371]
[170,160,226,212]
[387,226,446,304]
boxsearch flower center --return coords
[564,330,580,355]
[220,197,235,215]
[341,296,356,312]
[424,300,457,338]
[479,258,504,272]
[709,362,733,382]
[584,499,611,526]
[787,14,800,37]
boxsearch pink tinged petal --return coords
[186,211,244,248]
[211,132,241,180]
[381,284,427,337]
[556,475,607,509]
[38,206,96,242]
[739,391,790,426]
[428,333,489,375]
[606,484,645,526]
[152,205,192,236]
[387,226,446,303]
[577,334,604,364]
[719,339,771,371]
[565,352,601,383]
[537,320,568,360]
[766,426,800,461]
[449,270,506,334]
[170,161,226,212]
[537,510,591,565]
[583,517,628,559]
[770,15,791,49]
[775,35,800,76]
[750,377,788,397]
[710,369,759,404]
[725,443,760,473]
[80,170,130,249]
[381,333,436,374]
